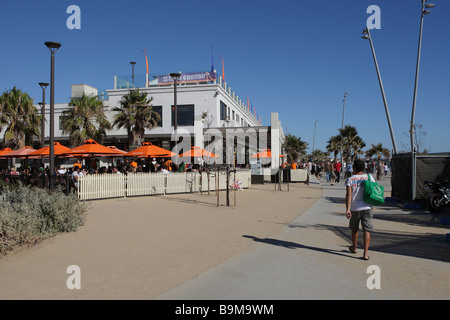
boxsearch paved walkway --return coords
[0,172,448,300]
[157,174,450,300]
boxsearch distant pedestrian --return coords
[334,161,342,183]
[330,161,336,186]
[325,160,332,183]
[345,162,353,179]
[345,159,374,261]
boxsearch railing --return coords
[77,170,252,201]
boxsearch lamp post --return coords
[340,92,349,168]
[170,72,181,158]
[312,119,318,155]
[130,61,136,87]
[341,92,350,129]
[45,41,61,190]
[38,82,49,151]
[410,1,435,201]
[362,27,398,155]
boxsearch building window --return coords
[172,104,195,126]
[152,106,162,127]
[220,101,227,120]
[232,110,235,121]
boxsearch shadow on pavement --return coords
[243,219,450,263]
[242,235,362,260]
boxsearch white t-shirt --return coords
[72,171,79,186]
[345,173,375,211]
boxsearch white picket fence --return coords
[77,170,251,201]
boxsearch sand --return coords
[0,182,322,299]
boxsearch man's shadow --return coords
[242,235,361,259]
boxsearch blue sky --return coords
[1,0,449,153]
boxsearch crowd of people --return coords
[304,159,390,185]
[0,157,211,191]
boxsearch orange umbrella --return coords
[0,148,13,159]
[92,146,128,158]
[179,146,218,158]
[250,149,284,158]
[62,139,125,156]
[125,142,175,158]
[28,142,72,157]
[2,146,38,158]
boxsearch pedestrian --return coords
[330,161,336,186]
[334,161,342,183]
[345,159,374,261]
[345,162,353,179]
[325,160,331,183]
[72,166,81,189]
[383,162,388,176]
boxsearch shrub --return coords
[0,185,87,255]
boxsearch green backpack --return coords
[363,174,385,206]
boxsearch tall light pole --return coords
[410,0,435,201]
[130,61,136,87]
[312,119,318,156]
[170,72,181,158]
[45,41,61,190]
[38,82,49,150]
[341,92,350,129]
[341,92,349,168]
[362,27,398,155]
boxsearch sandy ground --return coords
[0,182,322,299]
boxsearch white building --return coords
[39,71,285,165]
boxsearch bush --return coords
[0,185,87,255]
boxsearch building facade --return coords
[36,72,285,166]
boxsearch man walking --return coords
[345,159,374,261]
[334,161,342,183]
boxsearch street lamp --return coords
[130,61,136,87]
[170,72,181,158]
[410,0,435,201]
[362,27,398,155]
[312,119,318,155]
[340,92,349,169]
[341,92,350,129]
[45,41,61,190]
[38,82,49,151]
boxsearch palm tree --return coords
[112,89,160,149]
[0,87,41,149]
[338,125,364,163]
[366,143,390,161]
[311,149,330,163]
[326,135,342,161]
[353,136,367,160]
[61,93,111,147]
[366,143,390,179]
[282,133,308,163]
